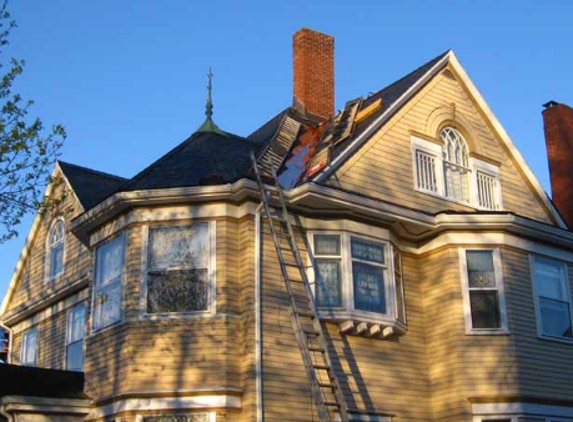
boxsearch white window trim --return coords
[411,135,445,197]
[21,326,38,367]
[308,231,399,327]
[530,255,573,344]
[90,232,127,334]
[135,413,216,422]
[411,135,503,211]
[139,221,217,320]
[459,248,509,334]
[473,401,573,421]
[44,217,66,282]
[65,302,86,371]
[470,157,503,211]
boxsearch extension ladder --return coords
[251,152,350,422]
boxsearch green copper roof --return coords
[196,68,227,136]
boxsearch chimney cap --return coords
[543,100,560,109]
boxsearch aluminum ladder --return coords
[251,153,350,422]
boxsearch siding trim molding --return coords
[472,402,573,418]
[88,394,242,419]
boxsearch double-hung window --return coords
[66,303,86,371]
[531,256,573,340]
[145,222,215,315]
[311,232,405,331]
[459,249,508,333]
[21,327,38,367]
[93,233,126,331]
[46,218,65,280]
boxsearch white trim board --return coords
[473,402,573,418]
[88,394,241,419]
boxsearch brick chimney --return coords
[293,28,335,119]
[542,100,573,228]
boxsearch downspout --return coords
[255,206,263,422]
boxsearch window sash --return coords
[21,328,37,366]
[532,257,573,339]
[460,249,507,333]
[66,341,84,372]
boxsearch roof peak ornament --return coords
[196,67,227,136]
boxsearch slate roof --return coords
[58,161,127,210]
[59,50,449,210]
[125,130,261,191]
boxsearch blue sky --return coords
[1,0,572,300]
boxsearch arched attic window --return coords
[46,218,65,280]
[440,126,470,203]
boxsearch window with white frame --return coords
[93,233,126,331]
[66,303,86,371]
[459,249,508,333]
[46,218,65,280]
[311,232,405,325]
[21,327,38,367]
[411,131,502,210]
[145,222,215,314]
[531,256,572,339]
[441,127,471,203]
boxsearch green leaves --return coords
[0,0,65,243]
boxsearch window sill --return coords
[538,334,573,345]
[139,310,222,321]
[465,329,510,336]
[414,187,501,212]
[318,310,406,338]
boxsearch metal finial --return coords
[195,66,227,136]
[206,67,214,119]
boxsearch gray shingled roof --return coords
[125,130,261,191]
[59,50,449,211]
[58,161,127,210]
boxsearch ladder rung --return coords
[309,346,325,352]
[312,364,331,370]
[318,382,337,389]
[324,401,341,407]
[304,329,321,336]
[298,311,317,319]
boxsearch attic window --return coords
[46,218,65,280]
[144,222,216,316]
[440,127,470,203]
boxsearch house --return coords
[1,27,573,422]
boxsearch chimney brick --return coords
[542,101,573,229]
[293,28,334,119]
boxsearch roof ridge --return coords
[57,160,128,182]
[365,49,451,102]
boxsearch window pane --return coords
[66,341,84,372]
[68,305,86,343]
[149,224,209,268]
[96,235,125,287]
[536,260,565,300]
[94,279,122,330]
[470,290,501,329]
[444,164,470,202]
[314,235,340,256]
[147,269,209,313]
[315,259,342,307]
[22,329,37,366]
[351,238,385,264]
[353,262,386,313]
[540,297,572,338]
[50,243,64,278]
[467,250,495,288]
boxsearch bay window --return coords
[310,232,405,334]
